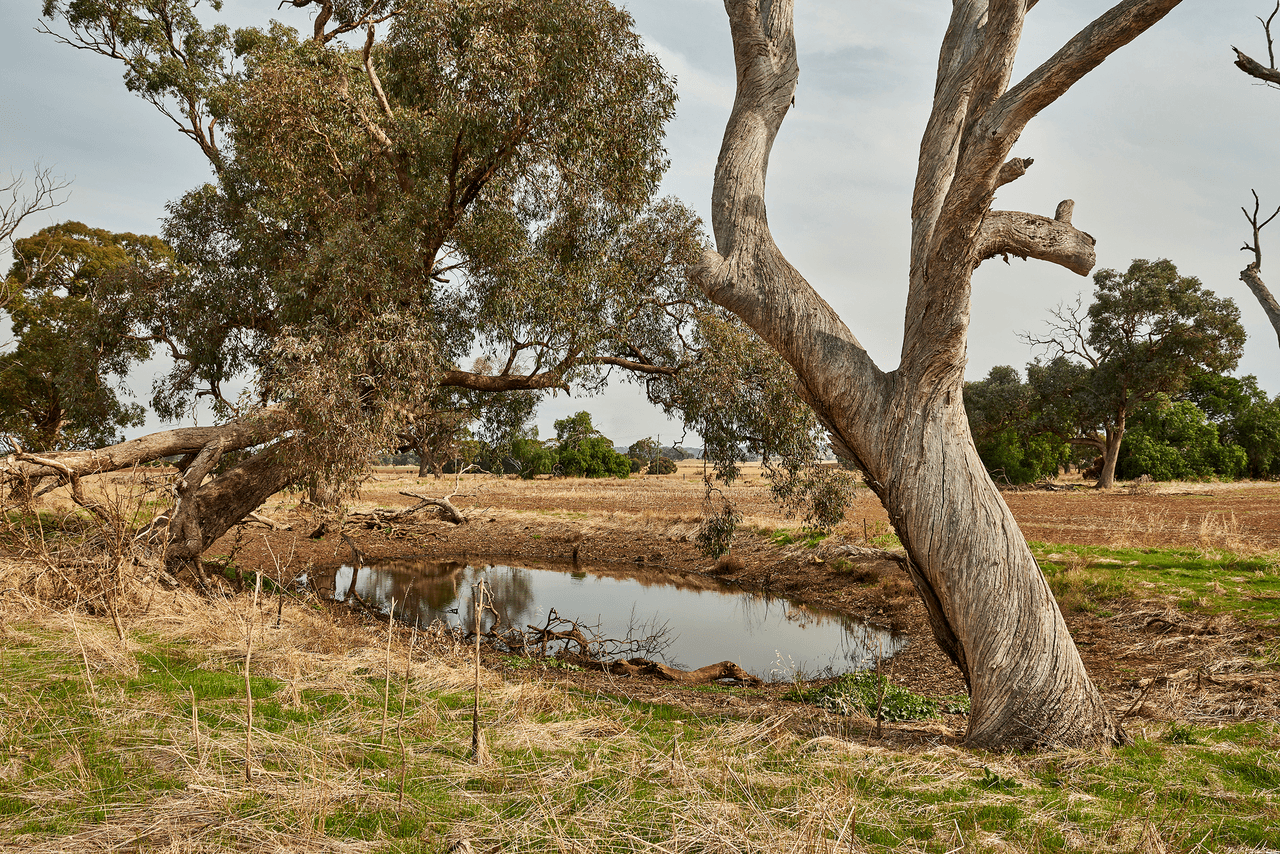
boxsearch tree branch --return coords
[977,201,1096,276]
[1233,2,1280,84]
[1233,47,1280,84]
[438,369,568,393]
[690,0,887,456]
[1,165,71,247]
[1239,190,1280,347]
[994,157,1035,189]
[589,356,678,376]
[986,0,1184,141]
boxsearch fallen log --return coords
[604,656,763,687]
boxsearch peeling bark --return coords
[163,439,301,567]
[692,0,1179,749]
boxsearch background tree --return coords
[691,0,1186,749]
[1233,7,1280,347]
[553,411,630,479]
[1022,259,1244,489]
[1116,396,1247,481]
[20,0,824,567]
[1,221,170,451]
[963,365,1068,484]
[626,437,660,474]
[1183,372,1280,478]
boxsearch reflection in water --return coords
[307,559,907,680]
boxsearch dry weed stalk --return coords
[68,597,98,710]
[398,625,415,806]
[472,577,490,764]
[244,571,262,782]
[380,596,396,746]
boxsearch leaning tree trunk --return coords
[165,439,301,567]
[0,408,299,571]
[871,389,1120,747]
[693,0,1181,749]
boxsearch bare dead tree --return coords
[1,165,71,309]
[692,0,1184,749]
[1233,2,1280,85]
[1240,190,1280,348]
[1233,7,1280,348]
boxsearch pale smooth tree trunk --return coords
[693,0,1182,749]
[1241,263,1280,350]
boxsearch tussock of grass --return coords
[784,672,970,722]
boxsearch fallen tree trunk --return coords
[2,408,299,576]
[1,408,288,483]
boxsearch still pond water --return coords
[307,559,907,680]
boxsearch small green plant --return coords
[784,671,954,722]
[767,529,827,549]
[978,766,1021,791]
[696,501,741,559]
[1165,723,1200,745]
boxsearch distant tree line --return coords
[377,410,695,480]
[966,259,1280,485]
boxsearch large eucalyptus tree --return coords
[9,0,825,569]
[693,0,1184,749]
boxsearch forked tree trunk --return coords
[693,0,1182,749]
[165,439,300,567]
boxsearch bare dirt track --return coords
[192,464,1280,740]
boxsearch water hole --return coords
[306,559,907,680]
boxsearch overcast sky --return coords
[2,0,1278,449]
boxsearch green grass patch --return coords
[1030,541,1280,620]
[784,671,969,721]
[762,527,829,549]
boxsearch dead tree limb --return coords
[1233,3,1280,85]
[1241,189,1280,348]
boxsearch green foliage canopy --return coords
[963,365,1068,484]
[1022,259,1245,484]
[0,222,169,450]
